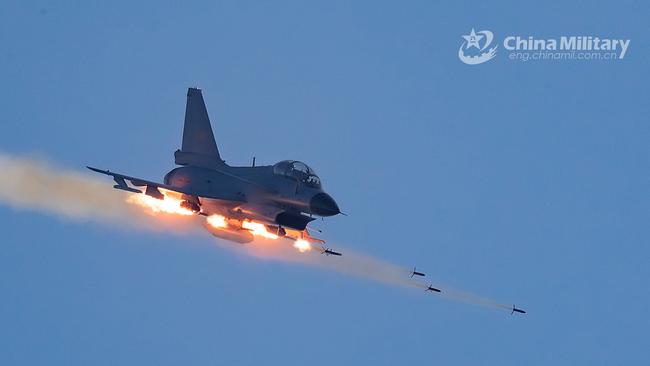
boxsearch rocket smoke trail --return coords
[0,152,520,313]
[0,153,133,221]
[221,238,515,312]
[0,153,201,233]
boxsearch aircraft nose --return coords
[309,193,340,216]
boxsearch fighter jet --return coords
[89,88,341,244]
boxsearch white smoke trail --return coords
[219,237,418,288]
[0,152,201,233]
[0,152,519,313]
[214,237,517,312]
[411,280,514,311]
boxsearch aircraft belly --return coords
[200,199,279,225]
[199,198,240,216]
[233,203,284,225]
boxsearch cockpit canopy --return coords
[273,160,321,188]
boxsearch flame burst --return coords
[241,220,278,240]
[127,191,193,216]
[206,215,311,252]
[206,214,227,228]
[293,239,312,253]
[128,193,312,253]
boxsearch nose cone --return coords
[310,193,340,216]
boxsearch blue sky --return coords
[1,1,648,365]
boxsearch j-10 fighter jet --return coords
[89,88,341,244]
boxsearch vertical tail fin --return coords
[175,88,226,168]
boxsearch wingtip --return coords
[86,166,110,175]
